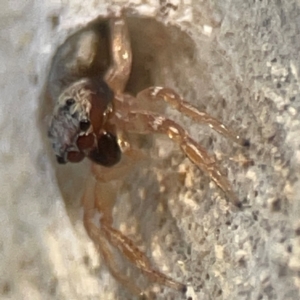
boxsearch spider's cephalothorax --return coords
[48,77,121,166]
[47,15,248,298]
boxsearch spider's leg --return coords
[98,234,144,297]
[83,159,185,294]
[89,166,185,291]
[85,221,144,296]
[82,173,143,296]
[104,16,132,94]
[92,165,185,292]
[114,110,241,206]
[100,222,186,293]
[137,87,249,146]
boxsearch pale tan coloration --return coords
[104,17,133,94]
[52,16,246,297]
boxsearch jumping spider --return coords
[47,15,248,297]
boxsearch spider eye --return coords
[56,155,66,164]
[65,98,75,106]
[79,119,90,131]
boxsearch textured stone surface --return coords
[1,0,300,299]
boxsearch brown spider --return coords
[47,15,248,297]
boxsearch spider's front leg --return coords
[113,107,241,207]
[137,87,249,147]
[104,16,132,94]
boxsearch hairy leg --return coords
[137,87,249,146]
[104,16,132,94]
[113,109,241,206]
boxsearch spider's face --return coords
[48,78,118,165]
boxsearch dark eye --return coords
[56,155,66,164]
[65,98,75,106]
[79,119,90,131]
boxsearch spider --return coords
[47,15,248,298]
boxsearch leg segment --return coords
[82,162,186,296]
[82,175,144,296]
[85,221,144,296]
[114,110,241,206]
[137,87,249,146]
[104,17,132,94]
[101,223,186,292]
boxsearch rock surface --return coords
[1,1,300,299]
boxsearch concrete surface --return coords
[1,0,300,299]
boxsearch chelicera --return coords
[47,15,248,297]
